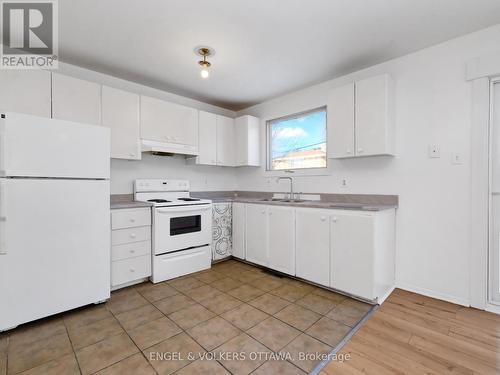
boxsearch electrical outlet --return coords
[341,178,348,187]
[452,152,463,165]
[428,145,440,158]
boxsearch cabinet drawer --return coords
[111,255,151,286]
[112,226,151,246]
[111,208,151,230]
[112,241,151,262]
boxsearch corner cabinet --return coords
[140,95,198,148]
[0,70,52,117]
[101,86,141,160]
[327,74,394,158]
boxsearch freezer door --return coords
[0,112,110,179]
[0,178,110,331]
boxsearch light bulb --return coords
[200,68,209,78]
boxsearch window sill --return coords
[261,167,331,178]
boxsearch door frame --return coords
[468,50,500,312]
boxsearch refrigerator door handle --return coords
[0,180,6,255]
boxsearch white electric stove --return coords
[134,179,212,283]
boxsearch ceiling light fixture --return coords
[195,46,214,79]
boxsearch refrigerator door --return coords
[0,112,110,179]
[0,178,110,331]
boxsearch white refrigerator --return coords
[0,112,111,331]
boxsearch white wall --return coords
[55,62,238,194]
[236,24,500,306]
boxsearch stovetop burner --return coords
[147,199,171,203]
[177,198,201,201]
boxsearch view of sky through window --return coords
[268,108,327,170]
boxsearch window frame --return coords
[266,106,328,173]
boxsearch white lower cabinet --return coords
[268,206,295,275]
[330,210,395,301]
[237,202,395,303]
[110,207,152,290]
[296,208,330,287]
[232,202,246,259]
[245,204,268,266]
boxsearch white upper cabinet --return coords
[235,115,260,167]
[216,115,235,166]
[196,111,217,165]
[355,74,394,156]
[327,74,394,158]
[101,86,141,160]
[140,95,198,147]
[268,206,295,275]
[51,73,101,124]
[0,70,51,117]
[296,208,330,287]
[327,83,355,158]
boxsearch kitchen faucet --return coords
[277,177,294,200]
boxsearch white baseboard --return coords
[377,285,396,304]
[486,303,500,314]
[396,282,470,307]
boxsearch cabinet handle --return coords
[332,217,338,223]
[262,211,266,214]
[130,249,135,254]
[130,218,135,223]
[320,216,326,222]
[130,233,136,238]
[130,268,136,273]
[357,148,364,153]
[346,149,352,154]
[269,212,273,216]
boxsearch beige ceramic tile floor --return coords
[0,259,372,375]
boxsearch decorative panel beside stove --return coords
[212,202,233,261]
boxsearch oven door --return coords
[153,204,212,255]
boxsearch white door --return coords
[327,83,355,158]
[140,95,198,146]
[197,111,217,165]
[0,70,51,117]
[490,81,500,304]
[245,204,268,266]
[101,86,141,160]
[0,178,110,331]
[216,115,235,166]
[232,203,246,259]
[296,209,330,286]
[268,206,295,275]
[0,113,110,179]
[330,211,375,300]
[355,74,391,156]
[51,73,101,124]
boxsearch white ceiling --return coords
[60,0,500,110]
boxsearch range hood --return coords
[141,139,199,157]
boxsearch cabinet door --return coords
[235,115,260,167]
[296,209,330,286]
[355,74,392,156]
[140,95,198,146]
[327,83,355,158]
[0,70,51,117]
[52,73,101,124]
[330,211,375,300]
[232,203,246,259]
[216,115,235,166]
[102,86,140,160]
[197,111,217,165]
[268,206,295,275]
[245,204,268,266]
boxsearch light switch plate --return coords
[428,145,440,158]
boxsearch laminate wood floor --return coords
[321,288,500,375]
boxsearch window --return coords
[267,107,327,171]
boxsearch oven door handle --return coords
[156,205,212,213]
